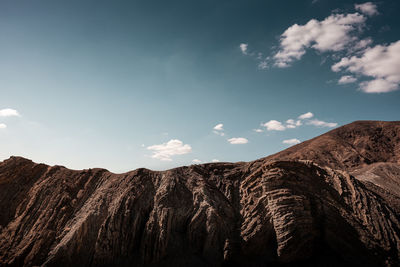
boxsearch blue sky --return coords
[0,0,399,172]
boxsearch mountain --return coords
[1,121,399,267]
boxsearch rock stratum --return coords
[0,121,400,266]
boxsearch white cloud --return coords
[332,41,400,93]
[286,119,302,128]
[282,138,301,145]
[0,108,20,117]
[147,139,192,161]
[355,2,378,16]
[212,159,220,162]
[298,112,314,120]
[0,123,6,129]
[192,159,202,164]
[274,13,366,67]
[253,128,263,133]
[213,123,224,131]
[307,119,338,128]
[262,120,286,131]
[338,75,357,84]
[240,43,248,55]
[228,137,248,144]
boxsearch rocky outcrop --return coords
[1,121,400,266]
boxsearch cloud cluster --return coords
[260,112,337,132]
[228,137,248,144]
[241,3,400,93]
[147,139,192,161]
[274,13,366,67]
[332,41,400,93]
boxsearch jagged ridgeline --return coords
[1,121,400,267]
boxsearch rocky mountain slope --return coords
[1,121,399,266]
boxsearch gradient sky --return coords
[1,0,399,172]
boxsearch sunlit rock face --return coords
[1,121,400,267]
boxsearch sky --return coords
[0,0,399,172]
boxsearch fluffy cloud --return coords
[307,119,338,128]
[0,108,20,117]
[332,41,400,93]
[282,138,301,145]
[240,43,248,55]
[298,112,314,120]
[147,139,192,161]
[355,2,378,16]
[274,13,366,67]
[253,128,263,133]
[213,123,224,131]
[262,120,286,131]
[228,137,248,144]
[0,123,6,129]
[192,159,202,164]
[212,159,220,162]
[338,75,357,84]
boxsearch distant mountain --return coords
[1,121,400,266]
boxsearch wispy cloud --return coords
[192,159,202,164]
[0,108,20,117]
[355,2,378,16]
[282,138,301,145]
[228,137,248,144]
[213,123,225,136]
[147,139,192,161]
[338,75,357,84]
[240,43,248,55]
[307,119,338,128]
[253,128,264,133]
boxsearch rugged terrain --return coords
[0,121,399,266]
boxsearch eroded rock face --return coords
[1,121,400,266]
[1,157,399,266]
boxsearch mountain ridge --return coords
[1,120,400,266]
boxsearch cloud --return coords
[192,159,202,164]
[355,2,378,16]
[282,138,301,145]
[298,112,314,120]
[213,123,225,136]
[262,120,286,131]
[253,128,263,133]
[240,43,248,55]
[332,41,400,93]
[286,119,302,128]
[338,75,357,84]
[147,139,192,161]
[213,123,224,131]
[212,159,220,162]
[228,137,248,144]
[0,108,20,117]
[307,119,338,128]
[0,123,6,129]
[274,13,366,67]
